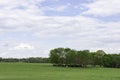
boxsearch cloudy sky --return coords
[0,0,120,58]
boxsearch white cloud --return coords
[42,3,71,12]
[32,16,101,37]
[0,40,50,58]
[0,0,44,19]
[13,43,34,50]
[83,0,120,16]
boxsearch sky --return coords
[0,0,120,58]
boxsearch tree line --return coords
[0,57,50,63]
[49,48,120,68]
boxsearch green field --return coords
[0,63,120,80]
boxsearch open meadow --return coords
[0,63,120,80]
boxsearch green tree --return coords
[77,50,91,67]
[66,49,77,67]
[103,54,112,67]
[49,49,59,65]
[49,48,67,66]
[95,50,106,67]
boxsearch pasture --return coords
[0,63,119,80]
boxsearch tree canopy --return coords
[49,48,120,68]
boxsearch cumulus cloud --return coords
[83,0,120,16]
[13,43,34,50]
[0,41,49,58]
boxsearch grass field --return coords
[0,63,120,80]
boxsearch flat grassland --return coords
[0,63,120,80]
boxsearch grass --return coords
[0,63,120,80]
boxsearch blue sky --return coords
[0,0,120,58]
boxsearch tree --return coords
[0,57,2,62]
[66,49,77,67]
[111,54,120,68]
[95,50,106,67]
[49,49,60,65]
[50,48,67,66]
[77,50,91,67]
[103,54,112,67]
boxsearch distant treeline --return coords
[0,57,50,63]
[49,48,120,68]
